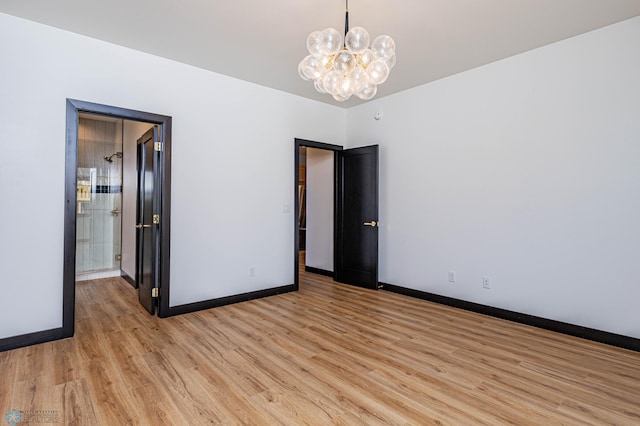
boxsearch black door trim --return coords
[64,99,172,331]
[294,138,343,289]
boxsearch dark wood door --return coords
[335,145,379,289]
[136,127,160,314]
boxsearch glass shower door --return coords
[76,115,123,279]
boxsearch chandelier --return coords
[298,0,396,102]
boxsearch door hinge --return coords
[154,142,163,152]
[153,214,160,225]
[152,287,159,298]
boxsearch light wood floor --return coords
[1,270,639,425]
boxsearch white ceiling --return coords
[2,0,640,107]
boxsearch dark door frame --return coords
[63,99,172,338]
[294,138,343,289]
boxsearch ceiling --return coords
[2,0,640,107]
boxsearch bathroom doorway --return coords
[75,114,153,283]
[75,113,125,281]
[63,99,172,340]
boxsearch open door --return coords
[136,127,161,314]
[335,145,379,289]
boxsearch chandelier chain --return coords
[345,0,349,39]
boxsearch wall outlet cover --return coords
[482,276,491,289]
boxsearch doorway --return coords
[75,113,126,282]
[74,115,155,284]
[294,138,380,290]
[295,139,341,289]
[298,146,335,277]
[63,99,172,339]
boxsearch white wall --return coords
[305,148,334,272]
[347,17,640,338]
[121,120,153,279]
[0,13,346,339]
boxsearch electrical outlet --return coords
[249,267,256,277]
[482,276,491,289]
[448,271,456,283]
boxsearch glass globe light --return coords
[333,50,356,74]
[350,67,369,92]
[322,71,341,96]
[314,78,327,94]
[319,28,343,55]
[357,49,375,67]
[356,82,377,100]
[345,27,370,53]
[299,55,324,81]
[371,35,396,60]
[317,54,332,69]
[298,60,310,81]
[367,59,390,85]
[306,31,323,56]
[337,75,355,98]
[386,54,397,70]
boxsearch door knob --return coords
[136,224,152,229]
[363,221,378,227]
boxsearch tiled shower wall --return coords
[76,117,123,274]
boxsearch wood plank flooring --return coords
[1,268,639,424]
